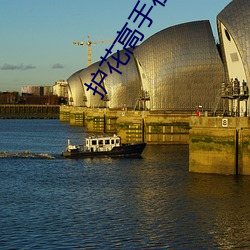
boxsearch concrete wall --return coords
[0,104,59,119]
[59,106,190,144]
[189,117,250,175]
[145,114,189,144]
[60,107,250,175]
[59,106,71,122]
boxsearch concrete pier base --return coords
[145,114,189,144]
[59,106,190,144]
[59,106,71,122]
[116,111,144,143]
[189,117,250,175]
[60,107,250,175]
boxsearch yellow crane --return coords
[73,35,114,66]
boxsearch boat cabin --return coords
[85,135,121,152]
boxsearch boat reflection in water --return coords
[62,134,147,158]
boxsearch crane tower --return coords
[73,35,114,66]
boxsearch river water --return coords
[0,119,250,249]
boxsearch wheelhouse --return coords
[85,135,121,152]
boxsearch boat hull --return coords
[62,142,146,159]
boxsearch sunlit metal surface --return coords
[68,21,226,111]
[134,20,225,111]
[217,0,250,115]
[73,49,141,109]
[217,0,250,83]
[79,61,107,108]
[100,48,141,109]
[67,69,86,106]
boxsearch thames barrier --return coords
[60,106,250,175]
[62,0,250,175]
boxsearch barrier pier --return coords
[189,117,250,175]
[59,106,190,144]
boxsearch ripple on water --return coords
[0,120,250,249]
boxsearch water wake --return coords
[0,151,55,159]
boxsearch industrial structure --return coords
[68,21,225,113]
[52,80,68,99]
[217,0,250,116]
[67,0,249,117]
[61,0,250,175]
[133,20,225,112]
[73,35,114,66]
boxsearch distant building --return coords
[20,85,59,105]
[21,86,53,96]
[21,86,40,96]
[0,92,19,104]
[43,86,53,96]
[22,95,59,105]
[52,80,68,98]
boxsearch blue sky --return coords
[0,0,232,92]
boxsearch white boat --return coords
[62,134,146,158]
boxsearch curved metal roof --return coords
[134,20,225,111]
[67,68,86,106]
[99,48,141,109]
[68,21,226,112]
[217,0,250,83]
[79,61,107,108]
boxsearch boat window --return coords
[111,139,114,144]
[98,140,103,145]
[116,139,120,144]
[105,140,110,144]
[92,140,97,145]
